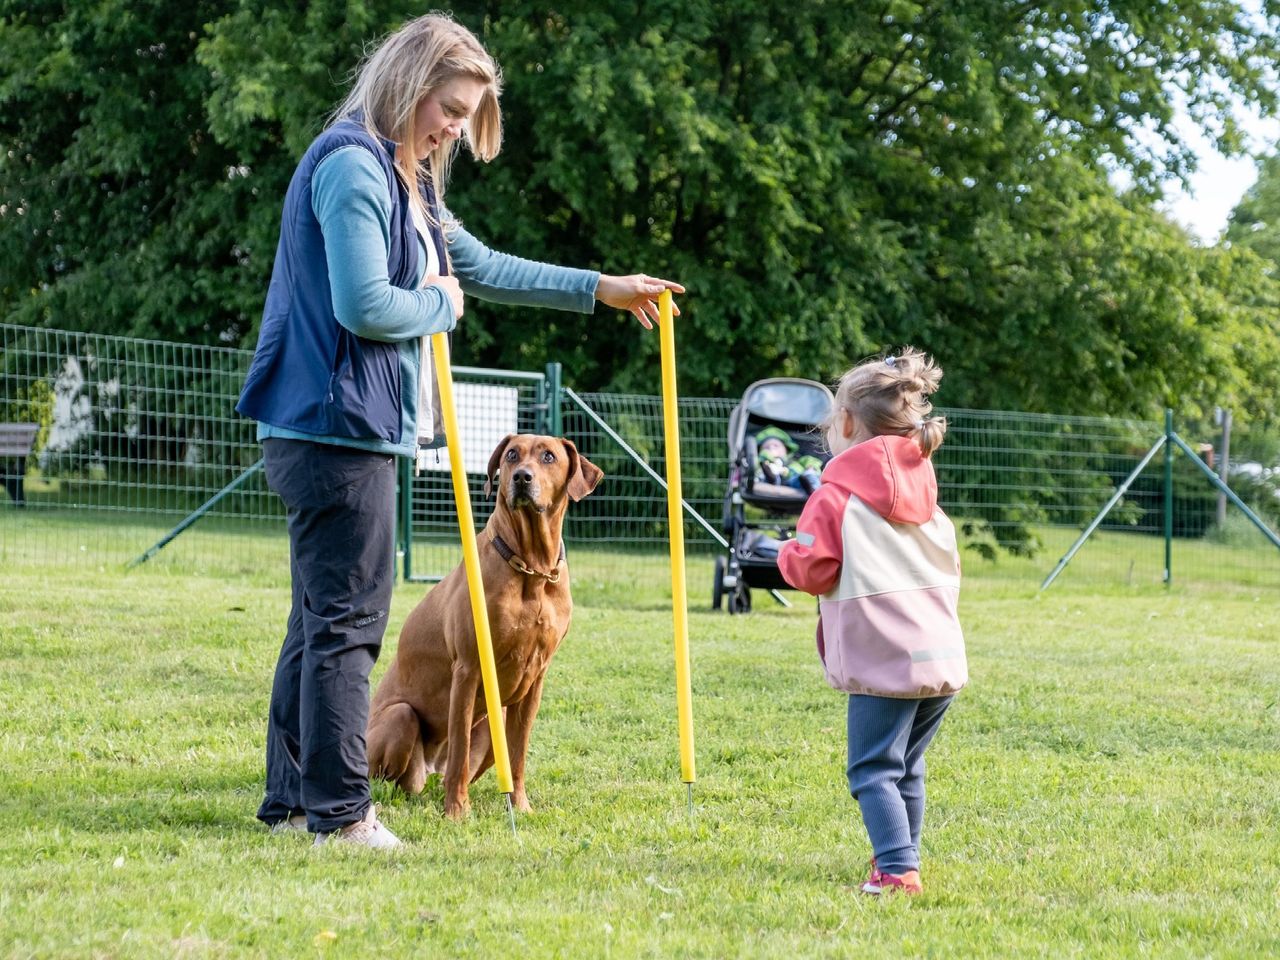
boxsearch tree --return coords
[447,0,1280,409]
[3,0,1279,415]
[1225,152,1280,270]
[903,154,1280,419]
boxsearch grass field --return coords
[1,536,1278,958]
[5,501,1280,597]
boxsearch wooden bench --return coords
[0,422,39,506]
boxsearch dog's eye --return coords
[541,451,555,463]
[505,449,518,462]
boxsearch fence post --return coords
[534,374,548,436]
[1163,408,1174,586]
[545,362,563,436]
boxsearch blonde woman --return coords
[238,13,683,848]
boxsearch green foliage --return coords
[1226,153,1280,269]
[1207,507,1279,546]
[1228,465,1280,528]
[3,1,1280,420]
[0,377,53,454]
[1,1,253,342]
[449,0,1280,413]
[912,167,1280,422]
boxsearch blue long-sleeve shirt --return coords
[259,146,600,454]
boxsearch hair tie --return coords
[884,356,897,368]
[914,418,925,430]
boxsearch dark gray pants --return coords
[256,438,397,833]
[847,694,953,875]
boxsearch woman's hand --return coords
[425,274,464,319]
[595,274,686,330]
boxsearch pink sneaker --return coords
[860,867,922,896]
[865,857,880,884]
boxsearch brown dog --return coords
[367,434,603,818]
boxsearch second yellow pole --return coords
[657,291,697,788]
[430,332,515,804]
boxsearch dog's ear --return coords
[562,438,604,502]
[484,434,516,499]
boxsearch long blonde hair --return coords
[332,12,502,226]
[828,347,948,457]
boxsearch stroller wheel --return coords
[712,555,726,611]
[727,582,752,615]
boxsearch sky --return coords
[1158,108,1280,243]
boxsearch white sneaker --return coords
[313,805,402,850]
[269,814,308,835]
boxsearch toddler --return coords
[754,426,822,494]
[777,348,966,896]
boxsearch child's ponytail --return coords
[913,416,947,458]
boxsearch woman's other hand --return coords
[595,274,685,330]
[425,274,464,319]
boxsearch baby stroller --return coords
[713,378,834,613]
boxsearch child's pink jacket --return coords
[777,435,967,698]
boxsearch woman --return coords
[236,12,683,849]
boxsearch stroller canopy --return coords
[728,378,835,456]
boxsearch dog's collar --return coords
[490,534,565,583]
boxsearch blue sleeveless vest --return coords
[236,119,448,444]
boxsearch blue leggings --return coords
[846,694,953,875]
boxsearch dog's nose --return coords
[513,468,533,487]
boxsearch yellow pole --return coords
[430,332,515,800]
[657,291,696,787]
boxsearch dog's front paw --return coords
[512,790,532,814]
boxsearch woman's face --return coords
[413,77,487,159]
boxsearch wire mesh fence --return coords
[0,322,281,575]
[401,366,552,582]
[558,396,1280,599]
[2,322,1277,599]
[939,408,1171,588]
[563,390,735,551]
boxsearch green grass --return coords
[5,497,1280,594]
[1,538,1278,958]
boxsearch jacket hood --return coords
[819,434,938,524]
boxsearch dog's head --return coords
[484,434,603,512]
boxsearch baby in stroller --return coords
[754,426,823,495]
